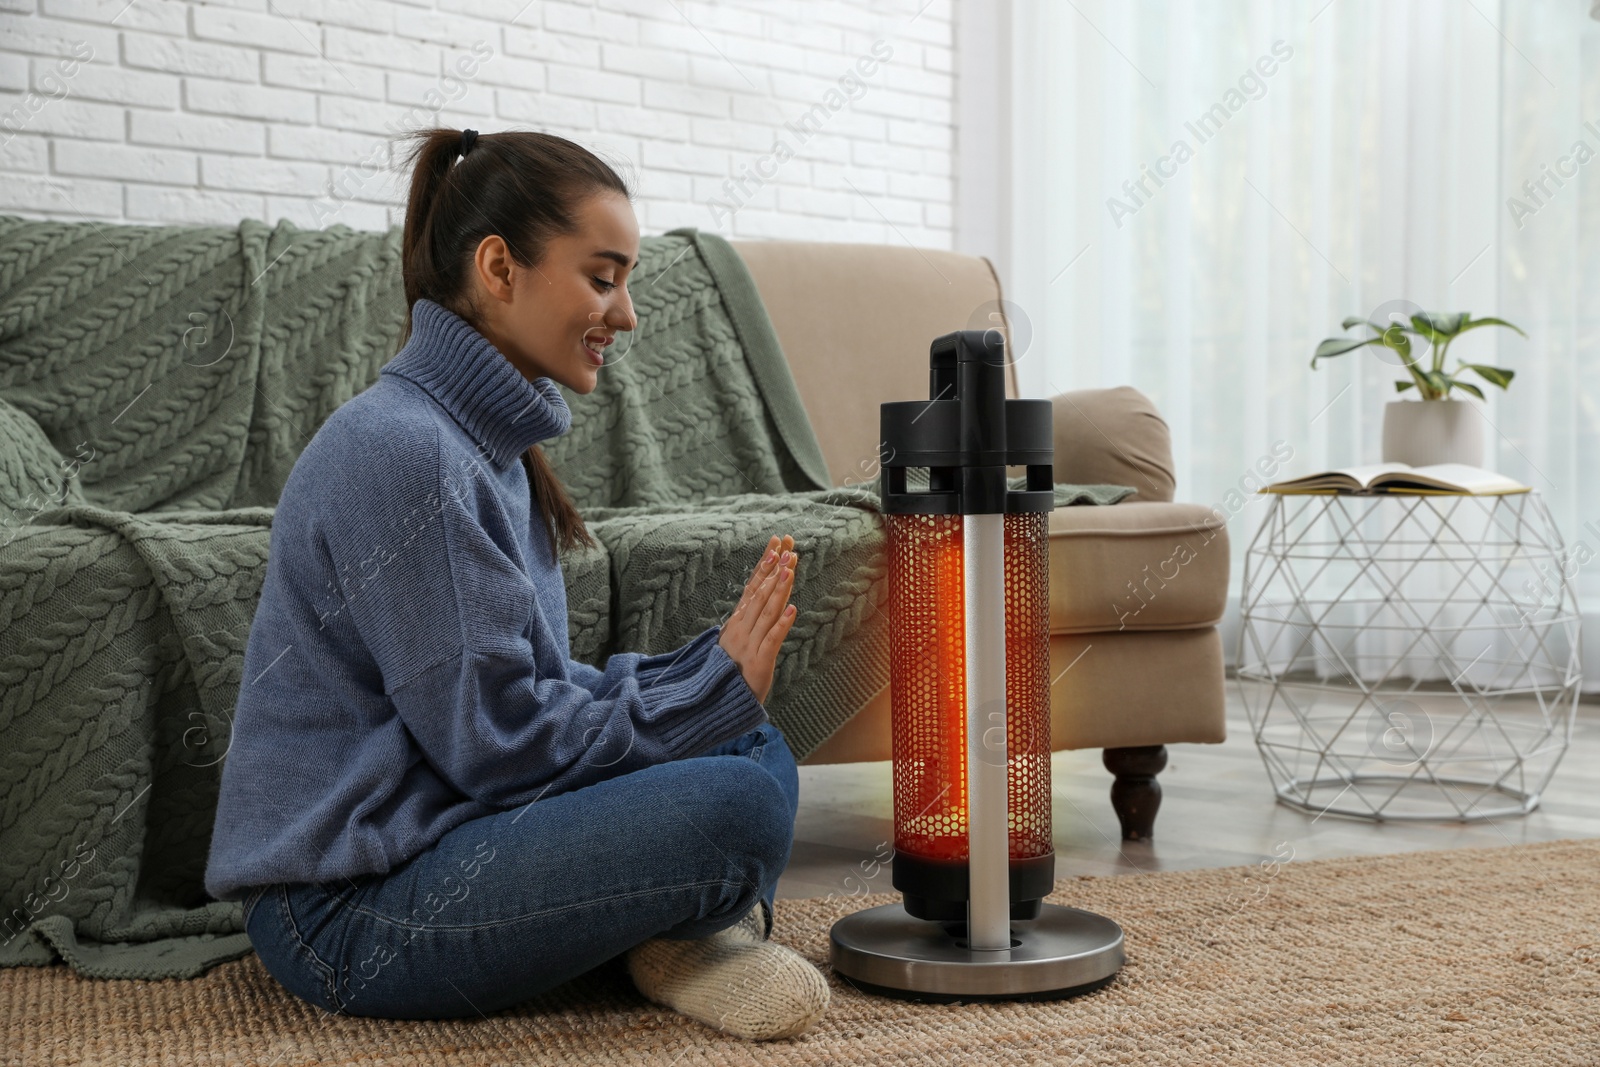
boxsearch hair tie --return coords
[459,128,479,159]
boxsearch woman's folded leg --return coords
[246,747,795,1020]
[668,721,799,940]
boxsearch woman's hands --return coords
[718,534,799,704]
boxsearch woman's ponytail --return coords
[397,128,467,348]
[395,126,632,556]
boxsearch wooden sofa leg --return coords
[1102,745,1168,842]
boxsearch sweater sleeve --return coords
[319,422,768,810]
[389,623,767,808]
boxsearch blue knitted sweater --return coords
[203,297,768,902]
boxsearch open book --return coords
[1263,463,1530,496]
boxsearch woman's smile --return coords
[583,331,612,366]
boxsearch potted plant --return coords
[1312,310,1525,467]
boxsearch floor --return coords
[776,679,1600,900]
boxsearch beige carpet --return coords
[6,837,1599,1066]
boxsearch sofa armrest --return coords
[1048,386,1175,503]
[1047,501,1229,633]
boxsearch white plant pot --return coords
[1380,399,1485,467]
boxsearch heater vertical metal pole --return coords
[965,511,1011,952]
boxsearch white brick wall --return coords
[0,0,955,245]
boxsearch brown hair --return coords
[396,127,634,556]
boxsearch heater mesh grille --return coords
[885,510,1054,864]
[1004,509,1054,858]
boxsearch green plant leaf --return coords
[1312,336,1379,367]
[1414,311,1469,338]
[1382,330,1414,359]
[1408,314,1446,346]
[1457,315,1527,339]
[1395,380,1416,392]
[1340,315,1379,332]
[1460,362,1515,389]
[1378,324,1414,352]
[1452,379,1485,399]
[1423,370,1451,398]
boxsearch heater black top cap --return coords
[879,329,1054,516]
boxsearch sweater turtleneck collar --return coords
[380,297,573,469]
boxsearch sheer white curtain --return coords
[1004,0,1600,687]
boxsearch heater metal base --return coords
[829,902,1125,1003]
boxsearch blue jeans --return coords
[241,721,800,1019]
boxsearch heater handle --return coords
[878,330,1056,515]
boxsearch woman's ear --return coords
[472,234,518,304]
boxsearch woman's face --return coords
[467,190,639,395]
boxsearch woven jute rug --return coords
[6,837,1598,1066]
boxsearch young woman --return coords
[203,127,829,1041]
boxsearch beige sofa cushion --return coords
[1049,501,1228,634]
[729,238,1017,488]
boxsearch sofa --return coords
[0,221,1227,869]
[729,239,1230,839]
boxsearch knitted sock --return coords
[625,904,830,1041]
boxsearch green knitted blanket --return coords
[0,214,1131,979]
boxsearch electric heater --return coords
[828,328,1127,1002]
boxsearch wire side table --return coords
[1236,491,1581,821]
